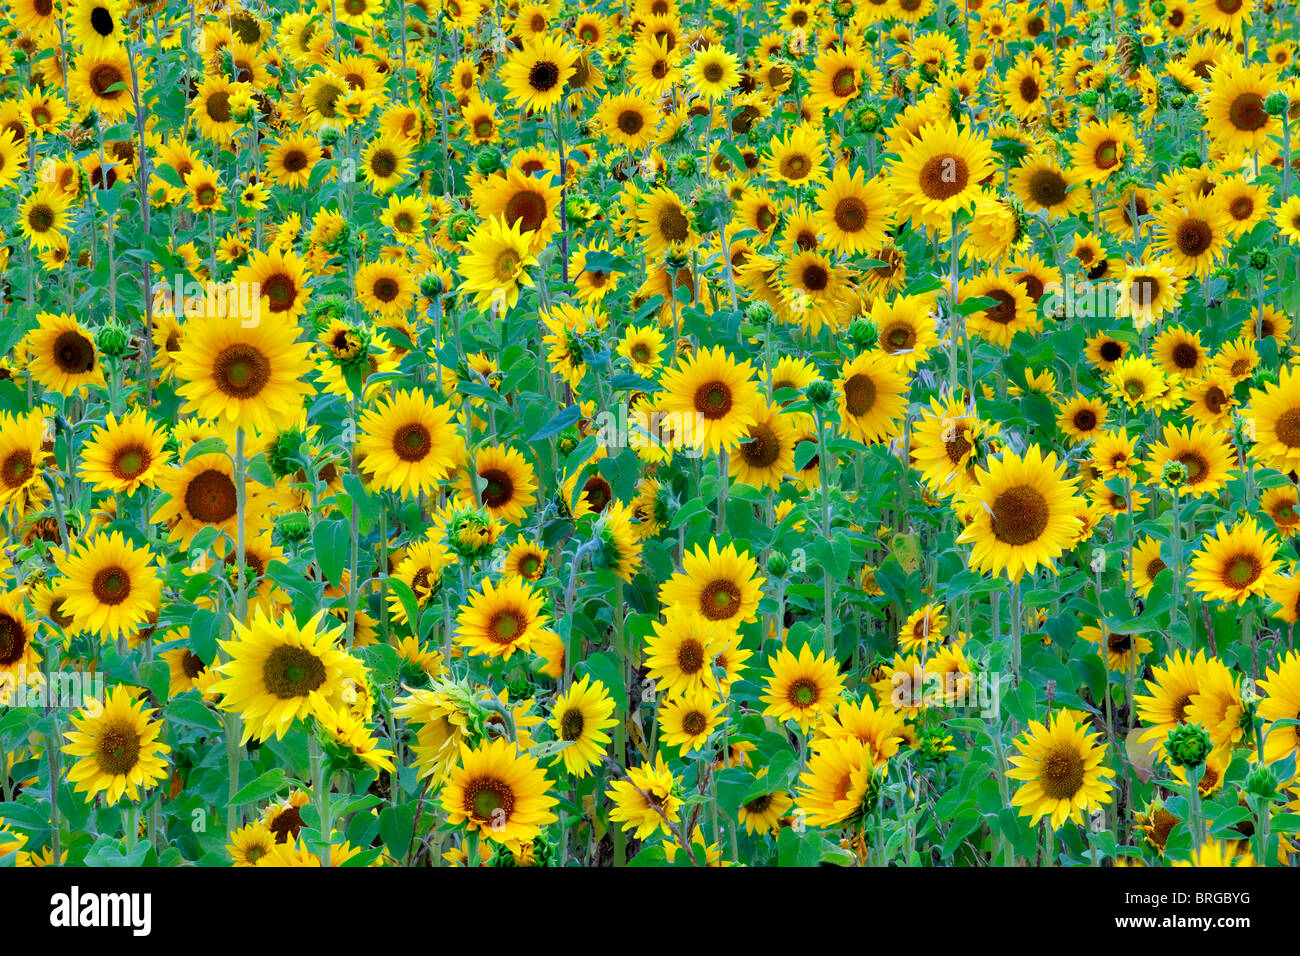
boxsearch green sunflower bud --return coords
[1265,91,1289,117]
[807,379,834,407]
[277,512,311,542]
[766,551,790,577]
[475,145,504,175]
[1164,722,1213,769]
[849,318,878,351]
[95,320,131,360]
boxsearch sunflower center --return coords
[1274,408,1300,447]
[185,468,238,524]
[617,109,644,135]
[528,61,561,93]
[27,203,54,232]
[800,263,829,291]
[694,381,733,420]
[373,277,401,303]
[703,62,724,83]
[788,678,817,708]
[262,644,326,699]
[1228,92,1267,131]
[181,651,205,679]
[213,343,271,399]
[583,475,612,512]
[261,272,297,312]
[370,149,397,178]
[91,566,132,605]
[1027,168,1067,206]
[744,793,773,813]
[1094,140,1119,170]
[676,638,705,674]
[1176,219,1212,256]
[1146,558,1167,580]
[984,289,1018,324]
[90,5,115,36]
[466,777,515,823]
[945,431,972,464]
[701,580,741,621]
[94,721,141,777]
[779,152,811,180]
[34,0,52,13]
[1228,195,1254,220]
[90,64,125,98]
[479,468,513,507]
[392,423,432,462]
[990,485,1049,546]
[882,323,915,352]
[206,91,231,124]
[681,709,708,735]
[919,154,969,200]
[1073,409,1097,431]
[112,444,151,480]
[2,450,33,488]
[842,372,877,416]
[1176,451,1206,482]
[0,613,27,665]
[1019,76,1039,102]
[489,610,524,644]
[504,190,547,234]
[657,204,689,242]
[53,330,95,374]
[831,67,857,97]
[269,806,303,843]
[1039,743,1085,800]
[740,422,780,468]
[1224,553,1261,588]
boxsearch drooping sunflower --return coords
[63,686,170,806]
[77,410,170,496]
[357,389,459,497]
[501,34,578,113]
[656,345,760,455]
[834,351,909,445]
[1007,711,1115,828]
[457,575,550,661]
[1145,422,1236,498]
[442,737,559,844]
[1188,517,1283,606]
[955,445,1083,582]
[175,309,315,435]
[213,608,365,743]
[23,312,103,395]
[549,675,617,778]
[658,538,764,632]
[54,531,161,641]
[760,643,846,730]
[888,119,995,229]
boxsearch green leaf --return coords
[530,403,582,442]
[230,769,288,806]
[576,651,627,713]
[313,517,350,587]
[378,805,415,860]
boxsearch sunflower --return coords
[1090,428,1141,481]
[813,164,893,254]
[355,258,416,317]
[0,591,41,703]
[18,185,70,251]
[961,271,1040,349]
[457,575,550,661]
[764,123,828,186]
[628,35,682,97]
[1079,622,1153,672]
[54,532,160,641]
[643,605,729,698]
[476,167,562,252]
[1069,117,1142,183]
[898,603,946,652]
[637,185,698,254]
[835,350,909,445]
[175,309,314,435]
[1259,651,1300,763]
[1010,154,1084,218]
[357,389,459,497]
[71,0,126,53]
[213,608,364,743]
[606,754,681,840]
[233,247,310,321]
[728,397,796,490]
[1150,326,1206,380]
[457,214,539,312]
[955,445,1082,582]
[658,538,764,633]
[70,49,134,121]
[807,45,870,113]
[738,779,794,835]
[1189,517,1282,606]
[0,408,52,518]
[909,394,989,497]
[796,736,879,828]
[227,822,276,866]
[1083,332,1129,371]
[1262,485,1300,539]
[656,345,760,455]
[1246,365,1300,473]
[761,643,846,730]
[616,323,666,376]
[688,46,739,99]
[77,410,170,496]
[1277,195,1300,245]
[1007,711,1114,828]
[23,312,103,395]
[501,34,577,113]
[597,93,659,151]
[1145,422,1236,498]
[1106,354,1172,410]
[456,444,538,523]
[1156,195,1231,279]
[190,75,243,144]
[658,688,726,753]
[266,135,322,188]
[1135,650,1211,758]
[152,452,266,548]
[888,119,995,229]
[1055,393,1109,443]
[161,641,209,698]
[63,686,170,806]
[549,675,617,778]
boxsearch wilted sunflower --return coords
[443,737,558,844]
[24,312,103,395]
[63,686,170,806]
[1007,711,1114,828]
[1188,517,1282,606]
[54,531,161,641]
[457,575,550,661]
[357,389,459,497]
[955,445,1082,582]
[213,608,365,743]
[658,539,764,632]
[549,675,617,778]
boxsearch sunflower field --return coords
[1,0,1300,873]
